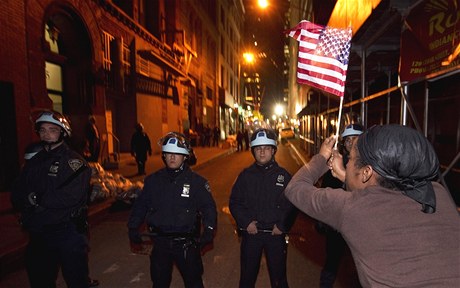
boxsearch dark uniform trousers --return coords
[26,223,89,288]
[239,232,288,288]
[150,236,204,288]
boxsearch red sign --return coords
[400,0,460,82]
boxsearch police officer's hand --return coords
[129,228,142,244]
[247,221,258,234]
[200,227,214,249]
[272,224,283,235]
[130,242,143,254]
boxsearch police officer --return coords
[128,132,217,288]
[229,128,297,288]
[11,110,92,288]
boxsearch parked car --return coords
[279,127,295,139]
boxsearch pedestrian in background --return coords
[204,125,212,147]
[130,122,152,175]
[212,125,220,147]
[236,130,244,152]
[317,123,364,288]
[243,129,250,151]
[128,132,217,288]
[85,115,100,162]
[230,128,297,288]
[11,111,94,288]
[285,124,460,287]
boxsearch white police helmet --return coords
[250,128,277,148]
[341,124,364,138]
[35,111,72,137]
[160,132,190,155]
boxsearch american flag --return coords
[287,20,352,97]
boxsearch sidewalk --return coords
[0,143,235,279]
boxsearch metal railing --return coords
[101,131,120,167]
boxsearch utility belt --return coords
[41,221,72,233]
[145,227,200,257]
[147,226,195,239]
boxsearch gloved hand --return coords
[200,227,214,249]
[129,228,142,244]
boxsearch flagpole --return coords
[334,96,344,149]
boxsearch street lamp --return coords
[240,52,257,122]
[257,0,269,9]
[243,52,255,64]
[274,104,284,117]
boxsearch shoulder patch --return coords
[68,159,84,172]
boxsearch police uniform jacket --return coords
[230,160,295,232]
[11,143,91,232]
[128,165,217,236]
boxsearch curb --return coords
[192,148,236,170]
[288,141,309,166]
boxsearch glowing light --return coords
[274,104,284,116]
[328,0,382,35]
[243,52,255,64]
[258,0,269,9]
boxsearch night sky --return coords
[243,0,289,118]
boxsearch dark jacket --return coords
[11,143,91,232]
[229,161,296,232]
[130,131,152,160]
[128,165,217,235]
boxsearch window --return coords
[138,57,149,76]
[221,35,225,56]
[221,65,225,87]
[206,87,213,100]
[122,38,131,74]
[102,31,115,71]
[45,23,60,54]
[45,62,63,113]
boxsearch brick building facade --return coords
[0,0,245,192]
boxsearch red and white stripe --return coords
[287,20,352,97]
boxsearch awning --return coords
[138,50,186,77]
[297,105,317,117]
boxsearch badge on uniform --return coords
[48,161,60,176]
[276,174,285,187]
[68,159,84,172]
[181,183,190,198]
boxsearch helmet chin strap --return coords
[41,132,65,151]
[41,140,63,151]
